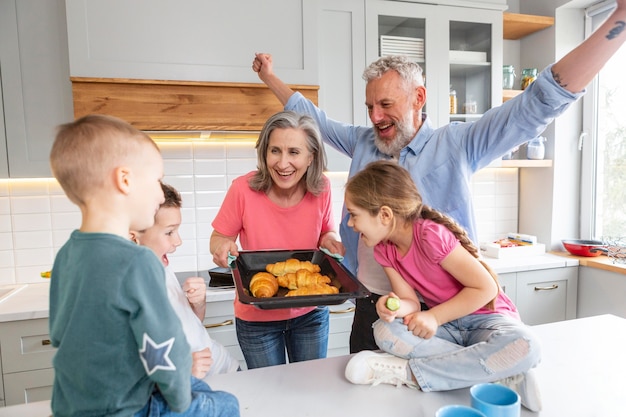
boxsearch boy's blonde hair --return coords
[50,114,159,205]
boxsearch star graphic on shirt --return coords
[138,333,177,376]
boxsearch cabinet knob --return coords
[42,339,52,346]
[534,284,558,291]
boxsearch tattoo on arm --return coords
[551,69,567,88]
[606,21,626,40]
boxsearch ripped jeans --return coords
[373,313,541,392]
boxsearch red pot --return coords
[561,239,607,257]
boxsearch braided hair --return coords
[345,160,499,310]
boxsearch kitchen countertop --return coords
[0,253,579,322]
[550,251,626,275]
[3,314,623,417]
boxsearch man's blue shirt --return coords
[286,64,582,274]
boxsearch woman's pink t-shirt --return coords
[374,219,519,320]
[212,171,335,321]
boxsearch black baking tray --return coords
[232,249,370,309]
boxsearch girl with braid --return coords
[343,160,542,412]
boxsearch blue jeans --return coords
[373,314,541,392]
[134,377,239,417]
[236,307,329,369]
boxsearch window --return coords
[581,1,626,240]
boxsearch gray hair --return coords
[249,110,328,195]
[362,55,425,89]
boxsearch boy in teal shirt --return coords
[49,114,239,417]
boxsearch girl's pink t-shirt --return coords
[374,219,519,320]
[212,171,335,321]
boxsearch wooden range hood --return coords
[71,77,319,132]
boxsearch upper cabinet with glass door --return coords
[365,1,503,128]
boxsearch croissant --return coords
[277,269,331,290]
[249,272,279,298]
[285,283,339,297]
[266,258,320,276]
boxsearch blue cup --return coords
[470,383,520,417]
[436,405,487,417]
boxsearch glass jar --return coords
[503,65,516,90]
[527,136,546,160]
[449,89,457,114]
[520,68,538,90]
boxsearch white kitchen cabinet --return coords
[0,0,74,178]
[318,0,367,171]
[577,266,626,319]
[64,0,319,85]
[0,319,55,406]
[365,1,503,128]
[497,266,578,326]
[203,299,355,370]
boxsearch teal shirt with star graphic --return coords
[49,231,192,416]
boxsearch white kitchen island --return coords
[2,314,623,417]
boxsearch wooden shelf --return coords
[503,12,554,40]
[503,89,523,102]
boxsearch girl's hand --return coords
[191,348,213,379]
[404,310,439,339]
[376,293,400,322]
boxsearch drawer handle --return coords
[205,319,234,329]
[42,339,52,346]
[534,284,558,291]
[330,306,355,314]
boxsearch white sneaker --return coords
[345,351,419,389]
[498,369,542,412]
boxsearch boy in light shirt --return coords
[132,182,240,379]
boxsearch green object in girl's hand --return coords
[386,297,400,311]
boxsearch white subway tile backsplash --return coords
[12,213,51,232]
[14,247,54,267]
[194,176,229,192]
[8,180,50,196]
[51,212,81,230]
[226,143,257,159]
[164,159,194,176]
[192,142,227,159]
[0,143,520,283]
[10,196,51,214]
[13,231,53,250]
[0,215,12,233]
[0,250,14,268]
[0,181,9,197]
[159,142,193,159]
[0,232,13,251]
[226,159,257,175]
[0,197,10,214]
[50,194,79,213]
[0,268,15,285]
[194,159,227,175]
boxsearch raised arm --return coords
[252,53,295,106]
[552,0,626,93]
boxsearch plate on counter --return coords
[232,249,370,309]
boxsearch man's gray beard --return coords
[374,119,415,157]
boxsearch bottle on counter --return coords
[503,65,516,90]
[527,136,546,160]
[520,68,538,90]
[449,87,457,115]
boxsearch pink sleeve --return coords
[320,176,335,235]
[211,175,247,237]
[419,221,460,264]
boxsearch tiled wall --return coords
[0,141,518,285]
